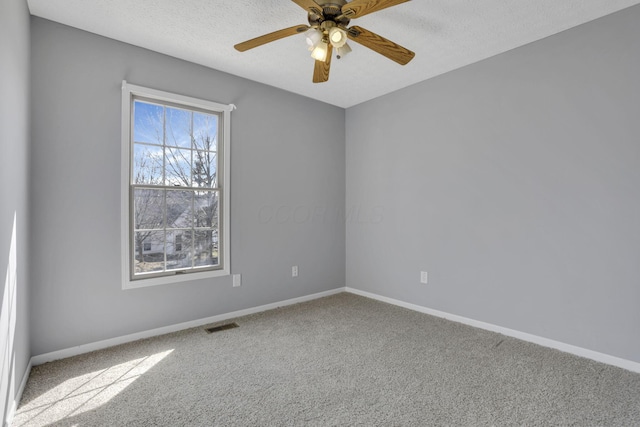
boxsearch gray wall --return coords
[30,18,345,356]
[0,0,31,422]
[346,5,640,363]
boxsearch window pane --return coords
[165,147,192,186]
[134,230,164,274]
[133,144,163,185]
[166,230,193,270]
[194,230,218,267]
[166,190,193,229]
[166,107,192,148]
[193,112,218,152]
[133,101,163,145]
[133,189,164,230]
[193,151,217,188]
[194,191,218,229]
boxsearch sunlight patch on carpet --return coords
[13,349,173,426]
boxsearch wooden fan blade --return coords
[347,26,415,65]
[342,0,410,19]
[235,25,309,52]
[291,0,323,15]
[313,44,333,83]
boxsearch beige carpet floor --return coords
[13,292,640,426]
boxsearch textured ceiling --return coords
[27,0,640,108]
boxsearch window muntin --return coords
[121,82,232,288]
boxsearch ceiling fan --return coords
[234,0,415,83]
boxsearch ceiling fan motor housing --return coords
[308,0,351,28]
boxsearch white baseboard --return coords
[345,287,640,374]
[31,287,344,366]
[29,285,640,374]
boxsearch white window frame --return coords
[121,81,232,289]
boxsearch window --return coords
[121,81,232,288]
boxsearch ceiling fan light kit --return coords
[329,27,348,48]
[311,39,330,62]
[234,0,415,83]
[335,43,352,59]
[305,28,324,50]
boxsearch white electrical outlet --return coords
[233,274,241,287]
[292,266,298,278]
[420,271,428,284]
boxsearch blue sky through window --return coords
[133,100,219,152]
[133,101,163,145]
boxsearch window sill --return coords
[122,267,230,290]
